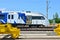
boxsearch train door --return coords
[26,16,32,24]
[7,14,14,23]
[7,12,18,24]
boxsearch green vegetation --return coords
[49,19,53,24]
[49,12,60,24]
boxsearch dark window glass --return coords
[27,16,32,21]
[18,16,25,20]
[18,16,20,19]
[0,15,5,19]
[26,11,31,13]
[32,16,45,20]
[8,15,10,19]
[11,15,13,19]
[22,16,25,20]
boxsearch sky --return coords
[0,0,60,19]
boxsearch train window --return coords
[0,15,5,19]
[41,16,45,20]
[26,11,31,13]
[11,15,14,19]
[27,16,32,21]
[8,15,10,19]
[22,16,24,20]
[18,16,25,20]
[32,16,45,20]
[18,16,20,19]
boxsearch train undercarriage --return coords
[12,24,45,28]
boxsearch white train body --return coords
[0,11,50,27]
[23,11,50,27]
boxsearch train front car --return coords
[0,11,8,23]
[24,11,50,27]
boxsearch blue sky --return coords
[0,0,60,19]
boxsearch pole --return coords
[46,0,48,19]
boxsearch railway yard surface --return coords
[0,27,60,40]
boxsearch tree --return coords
[49,12,60,24]
[54,12,60,23]
[54,12,59,23]
[49,19,53,24]
[54,12,58,18]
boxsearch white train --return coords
[0,11,50,27]
[22,11,50,27]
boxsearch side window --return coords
[18,16,20,19]
[32,16,45,20]
[8,15,14,19]
[41,16,45,20]
[0,15,5,19]
[11,15,13,19]
[8,15,10,19]
[18,16,24,19]
[22,16,24,20]
[27,16,32,21]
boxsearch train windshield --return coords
[0,15,5,19]
[32,16,45,20]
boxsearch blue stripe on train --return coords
[18,13,26,23]
[0,13,8,23]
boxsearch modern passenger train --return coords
[0,11,50,27]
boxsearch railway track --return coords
[0,31,57,40]
[0,26,56,40]
[19,27,55,31]
[1,35,60,40]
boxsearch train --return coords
[0,11,50,27]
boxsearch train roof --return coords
[1,11,47,17]
[22,11,45,16]
[1,11,24,14]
